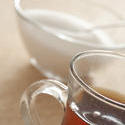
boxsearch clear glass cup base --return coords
[30,58,64,82]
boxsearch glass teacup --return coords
[21,50,125,125]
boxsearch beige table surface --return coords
[0,1,64,125]
[0,1,40,125]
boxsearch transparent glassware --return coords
[14,0,125,82]
[21,50,125,125]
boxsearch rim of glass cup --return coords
[70,50,125,110]
[14,0,125,50]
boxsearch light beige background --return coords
[0,0,41,125]
[0,1,63,125]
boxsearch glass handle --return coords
[20,79,68,125]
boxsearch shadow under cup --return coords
[67,51,125,125]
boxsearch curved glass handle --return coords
[20,79,68,125]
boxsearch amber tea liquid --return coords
[62,87,125,125]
